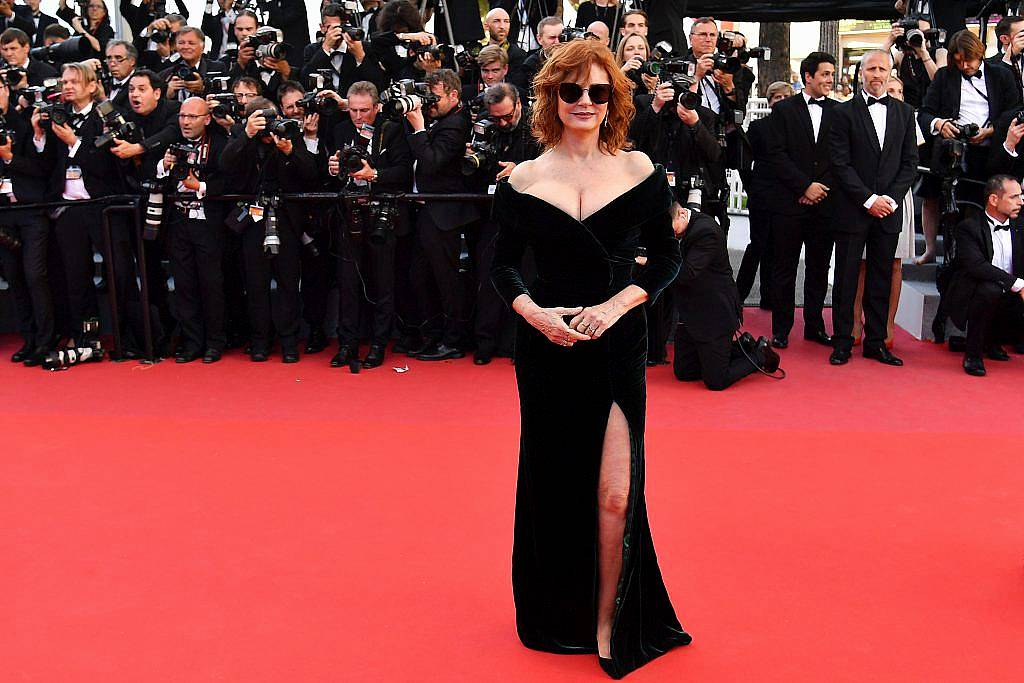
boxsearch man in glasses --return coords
[462,82,541,365]
[155,96,231,364]
[102,39,137,111]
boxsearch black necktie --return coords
[866,95,889,106]
[807,98,825,106]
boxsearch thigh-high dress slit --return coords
[491,167,692,679]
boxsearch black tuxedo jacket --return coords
[164,127,231,227]
[744,114,776,211]
[766,93,837,217]
[123,98,181,185]
[12,6,57,48]
[918,63,1022,139]
[946,213,1024,328]
[108,70,136,113]
[266,0,309,67]
[673,211,741,342]
[331,116,413,194]
[24,57,58,87]
[828,94,919,235]
[158,57,228,100]
[301,41,389,95]
[45,105,128,201]
[1,102,57,204]
[407,106,481,230]
[0,9,33,36]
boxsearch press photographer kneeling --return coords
[154,96,230,364]
[463,82,540,364]
[671,203,780,391]
[328,80,413,370]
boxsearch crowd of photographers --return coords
[0,1,1021,380]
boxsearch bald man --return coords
[157,95,233,363]
[827,49,918,367]
[586,21,610,47]
[484,6,528,87]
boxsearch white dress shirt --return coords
[956,63,989,130]
[860,90,897,212]
[699,75,720,114]
[63,102,94,201]
[803,91,824,141]
[985,211,1024,292]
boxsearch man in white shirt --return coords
[944,175,1024,376]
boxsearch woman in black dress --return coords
[491,39,691,679]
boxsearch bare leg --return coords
[852,260,867,342]
[596,402,631,659]
[886,259,902,345]
[916,198,938,265]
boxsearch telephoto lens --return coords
[141,180,165,241]
[263,206,280,256]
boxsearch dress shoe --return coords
[250,349,269,362]
[755,338,781,373]
[393,335,419,355]
[985,345,1010,361]
[330,345,357,368]
[829,348,851,365]
[407,337,436,357]
[737,332,757,355]
[932,316,946,344]
[416,343,465,361]
[202,349,222,364]
[863,344,903,366]
[770,335,789,349]
[474,351,493,365]
[804,329,832,346]
[362,344,386,368]
[963,355,986,376]
[175,350,201,364]
[304,329,328,354]
[23,346,51,367]
[282,348,300,363]
[10,342,32,363]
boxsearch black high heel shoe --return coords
[598,656,623,679]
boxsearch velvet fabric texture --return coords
[491,167,691,678]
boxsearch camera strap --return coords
[965,77,988,103]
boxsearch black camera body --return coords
[94,99,142,149]
[462,117,500,175]
[0,66,26,88]
[894,18,946,52]
[402,40,447,63]
[167,141,204,181]
[455,43,483,73]
[339,123,373,174]
[245,26,289,61]
[205,72,231,93]
[175,62,199,81]
[30,35,91,65]
[251,108,303,141]
[381,79,439,121]
[559,26,587,43]
[342,191,397,246]
[209,93,243,120]
[38,100,72,129]
[711,52,742,75]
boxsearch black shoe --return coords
[804,329,832,346]
[362,344,386,368]
[11,342,31,363]
[392,335,418,355]
[829,348,851,365]
[250,349,269,362]
[416,343,465,361]
[985,345,1010,361]
[932,316,946,344]
[737,332,757,356]
[175,350,201,364]
[304,329,328,354]
[331,345,357,368]
[756,338,781,373]
[407,337,436,357]
[22,346,51,367]
[863,344,903,366]
[963,355,986,376]
[202,349,222,364]
[771,335,789,349]
[282,348,299,363]
[474,351,493,365]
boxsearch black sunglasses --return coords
[558,82,612,105]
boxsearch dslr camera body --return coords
[716,31,771,66]
[338,123,374,174]
[251,107,303,141]
[297,70,341,116]
[94,99,142,149]
[209,93,243,120]
[894,18,946,53]
[245,26,290,61]
[462,116,501,175]
[381,79,439,121]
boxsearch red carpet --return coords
[3,310,1024,682]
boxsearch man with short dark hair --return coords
[301,1,386,96]
[619,9,647,40]
[0,27,56,88]
[517,14,561,91]
[990,14,1024,98]
[765,51,838,350]
[945,174,1024,376]
[403,68,479,360]
[229,10,293,100]
[0,0,32,36]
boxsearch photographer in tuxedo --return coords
[828,50,918,367]
[671,203,780,391]
[13,0,58,48]
[327,80,413,369]
[765,52,838,350]
[944,174,1024,377]
[916,29,1021,263]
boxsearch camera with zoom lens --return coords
[455,42,482,72]
[245,26,289,60]
[637,57,695,84]
[94,99,142,149]
[559,26,587,42]
[710,52,742,75]
[0,66,26,88]
[38,100,72,129]
[250,108,303,141]
[402,40,447,63]
[381,79,439,121]
[175,62,199,81]
[666,74,701,109]
[166,141,203,181]
[894,18,946,52]
[678,174,705,211]
[297,74,341,116]
[209,93,243,120]
[338,123,373,174]
[205,72,231,93]
[139,178,165,241]
[462,117,500,175]
[30,35,91,65]
[43,319,104,371]
[342,193,397,246]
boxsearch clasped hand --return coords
[525,301,624,347]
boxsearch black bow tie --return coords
[991,220,1010,231]
[963,70,984,80]
[807,98,826,106]
[866,95,889,106]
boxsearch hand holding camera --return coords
[245,110,268,138]
[349,158,375,181]
[676,103,699,126]
[1005,116,1024,152]
[51,120,78,147]
[273,134,293,155]
[404,99,425,131]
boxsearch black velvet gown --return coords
[491,166,692,678]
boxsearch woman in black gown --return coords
[491,39,691,679]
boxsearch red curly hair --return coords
[531,39,635,154]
